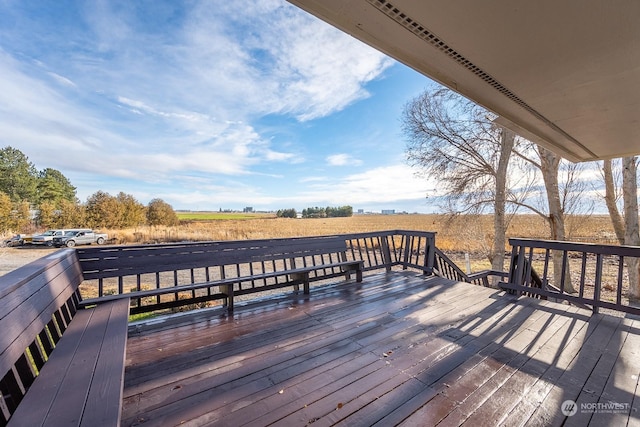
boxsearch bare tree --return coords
[493,129,516,273]
[402,88,516,272]
[402,88,592,291]
[538,146,567,242]
[600,157,639,300]
[538,145,575,292]
[508,144,590,292]
[623,157,639,300]
[601,159,625,243]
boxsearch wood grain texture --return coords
[121,271,639,426]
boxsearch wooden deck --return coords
[121,271,640,426]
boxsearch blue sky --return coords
[0,0,444,213]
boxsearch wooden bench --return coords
[0,249,129,426]
[78,236,364,313]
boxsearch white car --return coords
[52,230,108,247]
[30,229,68,246]
[31,229,91,246]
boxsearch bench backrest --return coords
[77,236,349,279]
[0,249,83,424]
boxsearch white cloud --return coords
[142,163,435,211]
[163,0,394,121]
[47,72,76,88]
[299,176,328,183]
[0,1,406,211]
[326,154,363,167]
[298,164,438,205]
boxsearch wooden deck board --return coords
[122,271,640,426]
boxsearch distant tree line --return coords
[0,146,179,233]
[276,206,354,219]
[301,206,353,218]
[276,208,297,218]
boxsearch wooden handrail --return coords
[503,238,640,315]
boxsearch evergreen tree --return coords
[0,146,38,202]
[37,168,76,206]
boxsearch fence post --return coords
[425,233,435,275]
[381,236,392,272]
[402,234,411,270]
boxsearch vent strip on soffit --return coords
[365,0,595,158]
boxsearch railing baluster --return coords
[191,268,196,299]
[593,253,603,315]
[403,235,411,270]
[238,263,244,289]
[206,266,211,296]
[363,238,373,269]
[173,270,179,302]
[579,252,587,298]
[525,247,534,289]
[155,272,161,305]
[136,274,142,309]
[616,255,624,306]
[542,248,550,289]
[559,250,569,293]
[507,245,518,284]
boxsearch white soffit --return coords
[287,0,640,162]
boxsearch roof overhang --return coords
[287,0,640,162]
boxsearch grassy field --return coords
[176,212,274,221]
[104,213,616,255]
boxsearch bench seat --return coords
[1,250,130,427]
[77,236,365,314]
[81,260,363,312]
[7,298,130,427]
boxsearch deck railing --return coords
[76,231,640,316]
[342,229,437,274]
[7,231,640,317]
[76,230,436,313]
[502,238,640,315]
[433,247,507,287]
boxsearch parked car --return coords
[52,230,108,247]
[30,229,68,246]
[2,234,26,247]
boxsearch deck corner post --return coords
[425,233,436,276]
[381,236,392,272]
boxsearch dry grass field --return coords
[104,213,616,251]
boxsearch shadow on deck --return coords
[122,271,640,426]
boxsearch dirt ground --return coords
[0,246,59,277]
